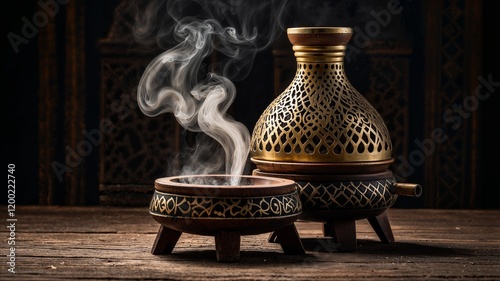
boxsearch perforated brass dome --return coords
[250,27,392,163]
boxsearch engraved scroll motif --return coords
[297,178,397,210]
[150,191,302,218]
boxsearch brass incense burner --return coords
[251,27,392,164]
[251,27,421,251]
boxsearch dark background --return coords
[1,0,499,208]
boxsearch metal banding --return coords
[295,55,344,63]
[293,46,346,62]
[293,46,346,51]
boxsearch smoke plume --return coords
[134,0,287,181]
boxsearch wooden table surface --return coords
[1,206,499,280]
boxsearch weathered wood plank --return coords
[0,207,498,280]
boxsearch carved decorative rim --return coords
[287,27,352,34]
[253,169,394,181]
[149,190,302,219]
[287,27,353,47]
[155,174,297,197]
[251,158,394,174]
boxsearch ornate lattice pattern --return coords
[296,178,397,210]
[100,59,179,184]
[98,0,182,205]
[435,0,468,208]
[251,62,392,162]
[363,56,409,173]
[149,191,302,219]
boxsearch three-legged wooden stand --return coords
[322,212,394,252]
[151,224,305,262]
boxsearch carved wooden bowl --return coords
[149,175,305,262]
[150,174,301,235]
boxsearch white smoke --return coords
[134,0,288,182]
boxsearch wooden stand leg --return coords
[367,212,395,244]
[268,231,279,243]
[215,231,241,262]
[323,222,334,238]
[271,224,305,255]
[151,225,182,255]
[324,220,357,252]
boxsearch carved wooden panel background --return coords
[98,1,181,205]
[34,0,486,207]
[38,1,87,205]
[423,0,482,208]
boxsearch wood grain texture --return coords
[2,207,499,280]
[64,0,87,205]
[37,11,60,205]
